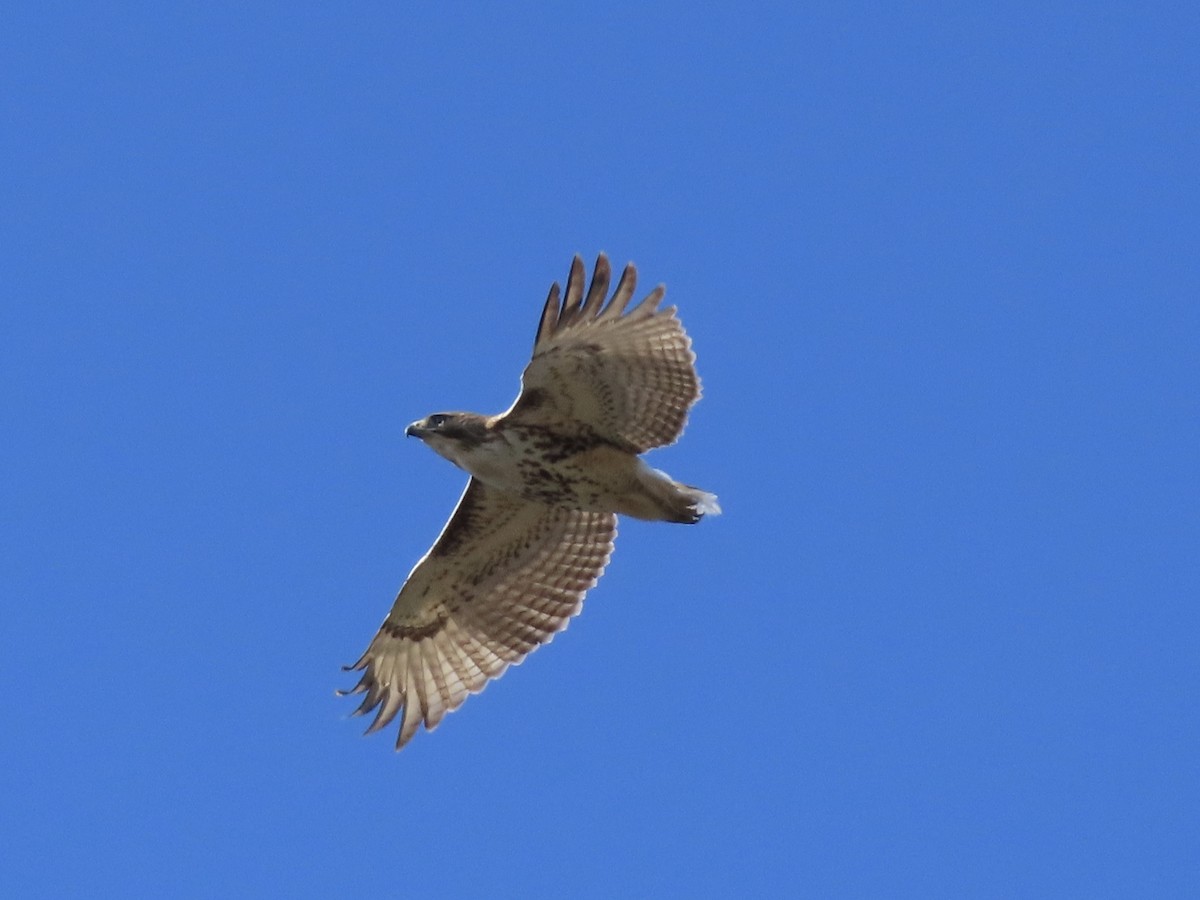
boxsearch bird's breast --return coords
[452,427,636,511]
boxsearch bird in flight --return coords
[340,254,719,748]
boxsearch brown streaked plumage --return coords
[341,254,719,748]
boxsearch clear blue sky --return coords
[3,3,1197,897]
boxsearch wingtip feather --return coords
[600,262,639,320]
[534,282,561,348]
[560,256,586,323]
[579,253,612,320]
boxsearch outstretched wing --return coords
[502,254,701,453]
[341,478,617,748]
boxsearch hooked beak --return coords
[405,421,425,438]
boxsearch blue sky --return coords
[3,3,1197,896]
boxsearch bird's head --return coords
[405,412,491,469]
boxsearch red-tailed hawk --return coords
[341,254,719,748]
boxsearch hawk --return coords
[341,254,719,748]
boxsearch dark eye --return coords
[428,414,448,428]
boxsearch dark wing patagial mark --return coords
[427,480,484,559]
